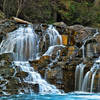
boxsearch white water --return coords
[81,29,99,60]
[0,25,62,94]
[90,70,97,92]
[44,25,62,46]
[43,45,65,56]
[82,71,91,92]
[0,25,39,61]
[75,63,86,91]
[81,57,100,92]
[14,61,61,94]
[75,29,100,92]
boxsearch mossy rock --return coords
[0,10,5,20]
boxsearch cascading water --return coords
[0,25,39,61]
[75,63,86,91]
[0,24,62,94]
[44,25,62,46]
[75,57,100,92]
[82,59,100,92]
[75,29,100,93]
[14,61,61,94]
[81,29,99,60]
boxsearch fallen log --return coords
[12,17,31,24]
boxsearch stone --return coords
[0,19,17,43]
[53,22,67,28]
[61,35,68,45]
[15,71,28,78]
[67,46,75,57]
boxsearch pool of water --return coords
[1,92,100,100]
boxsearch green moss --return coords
[0,10,5,20]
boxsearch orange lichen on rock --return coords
[67,46,75,57]
[62,35,68,45]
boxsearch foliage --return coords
[58,0,100,27]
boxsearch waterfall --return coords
[82,71,92,92]
[75,63,86,91]
[0,25,62,61]
[76,57,100,92]
[74,29,100,93]
[90,70,97,92]
[81,29,99,60]
[43,45,65,56]
[0,25,39,61]
[14,61,61,94]
[44,25,62,46]
[0,24,62,94]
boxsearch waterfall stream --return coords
[75,57,100,92]
[75,63,86,91]
[81,29,99,60]
[0,24,62,94]
[14,61,61,94]
[75,30,100,93]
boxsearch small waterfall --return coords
[43,45,65,56]
[82,71,92,92]
[0,25,39,61]
[44,25,62,46]
[14,61,61,94]
[90,70,97,92]
[81,29,99,60]
[75,63,86,91]
[78,57,100,92]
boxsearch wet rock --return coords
[15,71,28,78]
[0,19,17,43]
[0,53,13,66]
[53,22,67,34]
[66,25,97,47]
[29,55,51,77]
[39,34,50,54]
[53,22,67,28]
[67,46,76,57]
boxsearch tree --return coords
[94,0,100,8]
[16,0,26,17]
